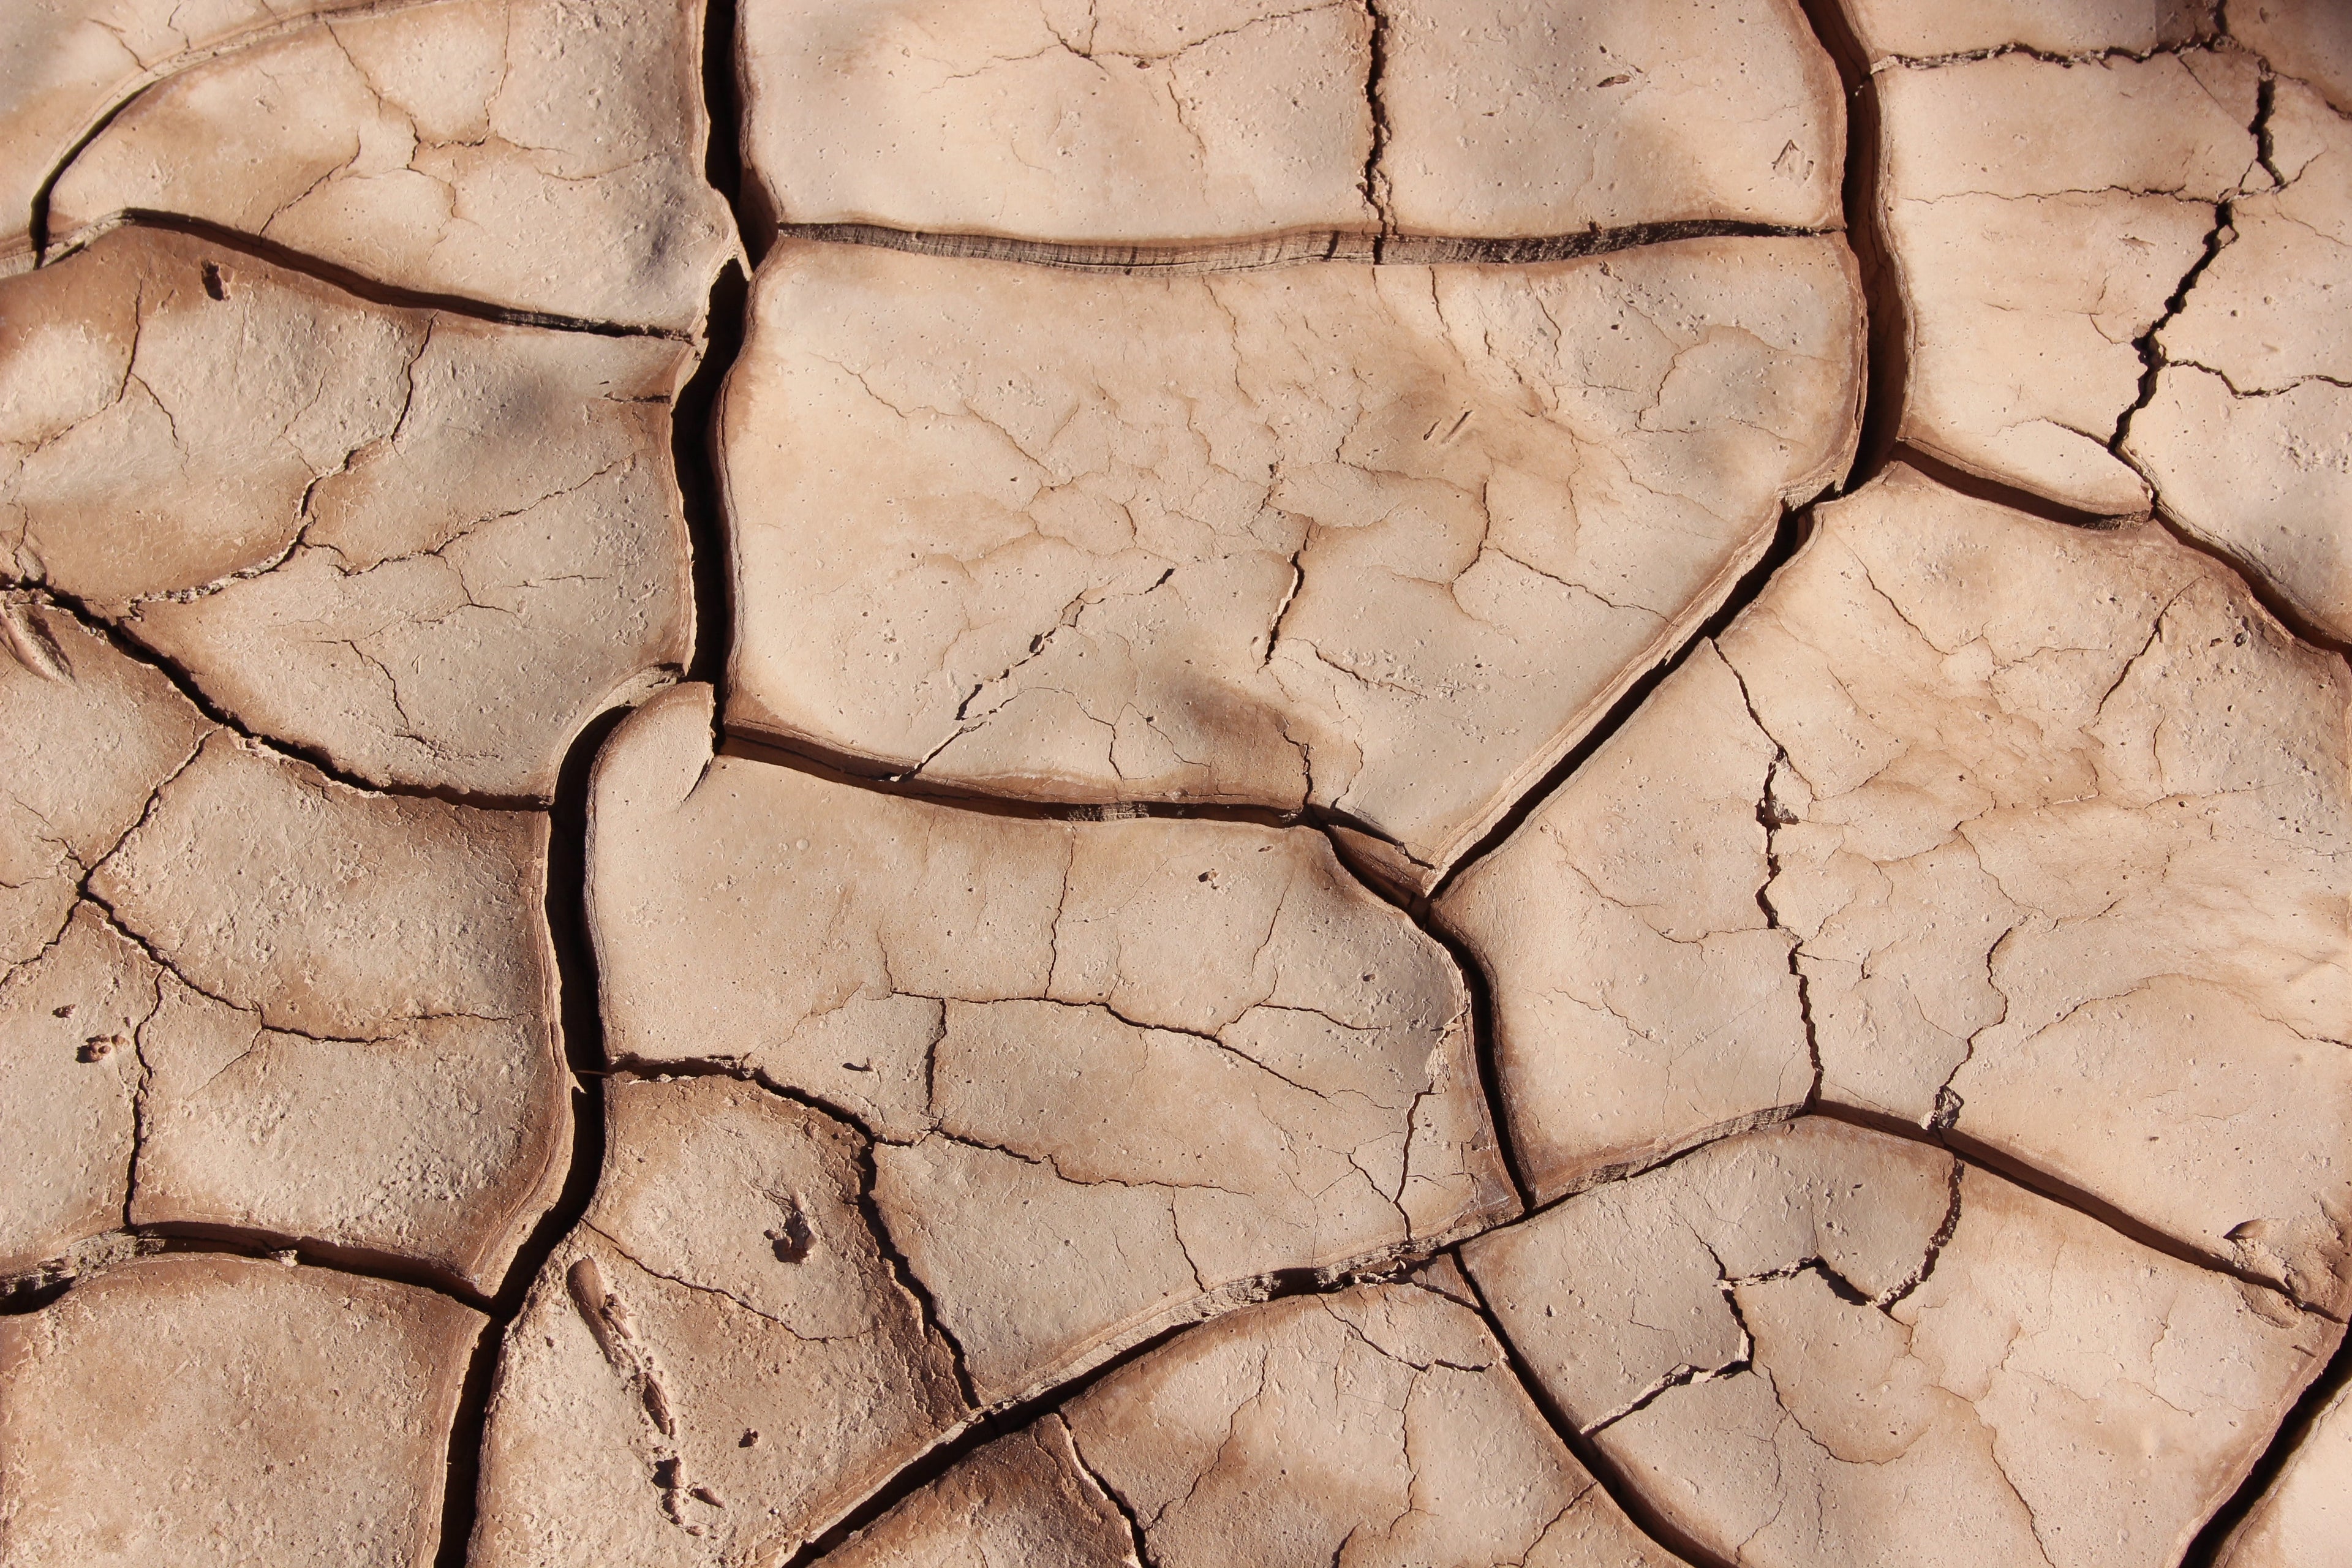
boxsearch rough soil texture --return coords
[2,3,2348,1567]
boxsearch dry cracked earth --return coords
[2,1,2350,1566]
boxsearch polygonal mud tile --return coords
[736,0,1841,243]
[718,235,1861,891]
[819,1278,1681,1568]
[26,0,734,329]
[1464,1118,2340,1568]
[1,224,696,799]
[0,598,568,1291]
[1447,463,2352,1314]
[0,1253,484,1565]
[471,1074,968,1568]
[584,682,1514,1408]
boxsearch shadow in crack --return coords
[2184,1321,2352,1567]
[1797,0,1909,493]
[431,696,635,1568]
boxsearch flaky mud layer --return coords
[2,4,2348,1567]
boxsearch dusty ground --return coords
[2,2,2348,1566]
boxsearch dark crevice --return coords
[699,0,755,264]
[1753,753,1825,1110]
[2252,69,2286,187]
[769,218,1830,274]
[1455,1264,1739,1568]
[733,1068,982,1410]
[671,260,748,685]
[1065,1423,1162,1568]
[1475,1106,1816,1240]
[436,0,763,1555]
[2108,57,2270,458]
[2,1228,487,1310]
[1882,31,2224,70]
[39,211,692,340]
[1908,429,2352,665]
[430,699,637,1568]
[1891,442,2140,528]
[0,1268,86,1315]
[1428,502,1817,902]
[1360,0,1395,233]
[1797,0,1907,492]
[718,726,1405,850]
[1418,913,1531,1216]
[2144,507,2352,660]
[1717,649,1825,1115]
[1321,842,1531,1216]
[4,583,547,812]
[2182,1321,2352,1567]
[2109,203,2237,456]
[1806,1101,2339,1319]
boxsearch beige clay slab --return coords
[1464,1117,2340,1568]
[719,235,1861,891]
[470,1074,968,1568]
[820,1281,1682,1568]
[1,224,696,800]
[32,0,735,330]
[737,0,1841,244]
[586,682,1513,1408]
[0,1253,484,1566]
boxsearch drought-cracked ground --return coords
[2,2,2350,1566]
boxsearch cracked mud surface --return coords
[2,3,2348,1567]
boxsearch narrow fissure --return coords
[1429,501,1818,902]
[1754,750,1825,1108]
[764,1248,1431,1567]
[1889,441,2138,530]
[1360,0,1395,235]
[1065,1423,1164,1568]
[2183,1322,2352,1567]
[735,1064,984,1411]
[1,1227,494,1315]
[2109,200,2239,457]
[1455,1262,1740,1568]
[1806,1100,2339,1319]
[720,724,1414,858]
[0,1222,505,1325]
[2144,510,2352,659]
[1330,841,1532,1213]
[12,596,412,810]
[1,583,546,813]
[2108,55,2272,459]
